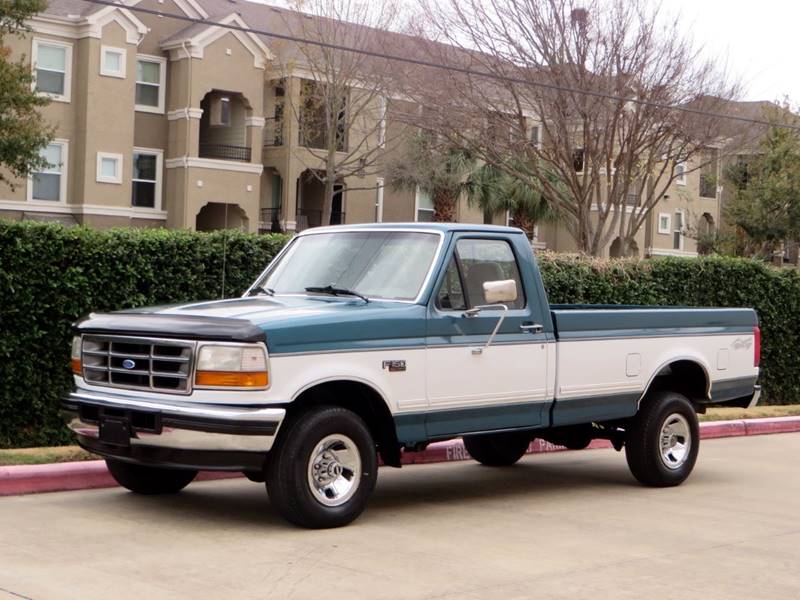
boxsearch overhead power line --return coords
[74,0,800,132]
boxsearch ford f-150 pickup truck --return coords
[63,224,761,528]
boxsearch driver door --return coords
[425,235,550,438]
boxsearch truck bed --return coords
[548,305,759,426]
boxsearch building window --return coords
[673,211,684,250]
[30,141,67,202]
[135,56,166,113]
[131,149,162,209]
[100,46,126,78]
[415,186,434,222]
[219,97,231,126]
[573,148,585,172]
[658,213,671,234]
[96,152,123,184]
[530,125,540,148]
[675,162,687,185]
[32,39,72,102]
[625,193,639,206]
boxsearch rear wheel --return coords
[105,460,197,495]
[266,406,378,528]
[625,390,699,487]
[463,431,531,466]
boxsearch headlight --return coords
[195,344,269,389]
[71,336,82,375]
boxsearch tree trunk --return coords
[320,147,337,227]
[513,212,535,240]
[433,187,457,222]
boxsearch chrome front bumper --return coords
[61,389,286,470]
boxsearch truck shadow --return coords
[96,453,718,530]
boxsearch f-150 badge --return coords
[382,360,406,372]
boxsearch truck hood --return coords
[76,296,427,355]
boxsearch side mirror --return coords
[483,279,518,304]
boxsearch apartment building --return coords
[0,0,721,257]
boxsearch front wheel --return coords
[266,406,378,528]
[463,431,531,466]
[105,460,197,495]
[625,390,699,487]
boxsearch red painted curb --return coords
[2,416,799,497]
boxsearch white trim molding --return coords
[165,156,264,174]
[28,8,147,45]
[167,107,204,120]
[32,38,73,103]
[245,116,266,128]
[132,147,164,212]
[657,213,671,235]
[135,54,167,114]
[96,152,123,184]
[27,138,69,204]
[161,13,272,69]
[675,162,687,186]
[0,200,167,221]
[100,45,127,79]
[647,247,698,258]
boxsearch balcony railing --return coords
[296,208,345,231]
[259,207,284,233]
[198,143,252,162]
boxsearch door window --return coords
[436,257,467,310]
[436,238,526,310]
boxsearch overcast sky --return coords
[662,0,797,103]
[253,0,795,103]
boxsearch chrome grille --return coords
[81,335,195,394]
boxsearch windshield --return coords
[255,231,441,301]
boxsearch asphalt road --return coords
[1,433,798,600]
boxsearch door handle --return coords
[520,323,544,333]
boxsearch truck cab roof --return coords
[298,223,526,236]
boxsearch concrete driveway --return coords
[1,433,798,600]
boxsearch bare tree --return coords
[401,0,742,256]
[273,0,407,226]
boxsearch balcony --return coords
[259,207,284,233]
[296,208,345,231]
[198,143,252,163]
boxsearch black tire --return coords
[625,390,699,487]
[463,430,531,466]
[105,460,197,495]
[266,406,378,528]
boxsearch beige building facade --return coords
[1,0,724,258]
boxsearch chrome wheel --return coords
[659,413,691,470]
[306,434,362,507]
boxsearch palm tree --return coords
[465,162,559,240]
[388,133,475,222]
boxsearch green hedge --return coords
[1,221,797,448]
[0,221,289,448]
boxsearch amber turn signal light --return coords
[70,358,82,375]
[195,371,269,388]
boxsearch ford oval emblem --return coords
[122,359,136,370]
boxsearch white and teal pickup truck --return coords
[63,224,761,528]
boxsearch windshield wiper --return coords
[248,286,275,297]
[305,285,370,303]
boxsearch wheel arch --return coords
[287,378,401,467]
[638,357,711,410]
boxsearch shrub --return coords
[0,221,288,448]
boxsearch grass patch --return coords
[0,446,95,466]
[700,405,800,422]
